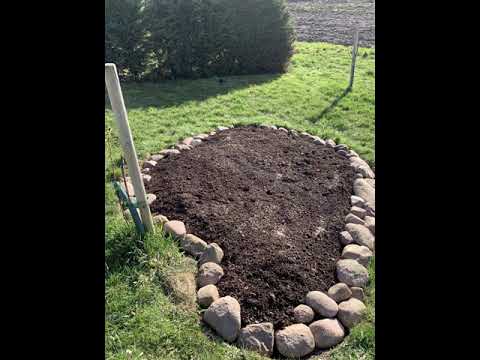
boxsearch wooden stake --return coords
[105,63,155,233]
[348,29,360,90]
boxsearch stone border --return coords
[126,125,375,358]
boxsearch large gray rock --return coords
[327,283,352,303]
[197,284,219,307]
[194,133,209,140]
[353,179,375,211]
[293,304,315,324]
[345,213,365,226]
[365,216,375,235]
[150,154,165,161]
[163,220,186,239]
[342,244,373,267]
[350,157,375,179]
[338,298,367,328]
[191,139,202,147]
[275,324,315,358]
[181,137,194,146]
[180,234,208,257]
[345,223,375,250]
[197,262,224,287]
[309,319,345,349]
[203,296,241,342]
[305,291,338,318]
[198,243,224,265]
[237,323,274,356]
[339,231,354,246]
[175,143,192,151]
[336,259,369,288]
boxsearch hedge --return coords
[105,0,295,80]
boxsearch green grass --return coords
[105,42,375,360]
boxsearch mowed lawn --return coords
[105,42,375,360]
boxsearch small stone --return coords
[163,220,186,238]
[275,324,315,358]
[334,144,348,151]
[278,127,288,133]
[153,214,169,225]
[237,323,274,356]
[365,216,375,235]
[336,259,369,288]
[339,231,354,246]
[345,223,375,250]
[345,213,365,225]
[351,287,365,301]
[309,319,345,349]
[197,262,224,287]
[305,291,338,318]
[150,154,165,161]
[198,243,224,265]
[290,129,298,136]
[337,149,349,157]
[217,126,229,131]
[197,284,219,307]
[191,139,202,146]
[325,139,336,147]
[182,137,194,146]
[293,304,315,324]
[194,133,209,140]
[146,193,156,205]
[175,143,192,151]
[313,137,326,145]
[353,179,375,210]
[342,244,373,267]
[327,283,352,303]
[351,195,366,207]
[180,234,208,257]
[338,298,367,328]
[203,296,241,342]
[209,131,216,136]
[160,149,181,156]
[142,174,152,182]
[143,160,157,168]
[351,206,367,219]
[143,168,150,173]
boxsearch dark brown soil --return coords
[287,0,375,47]
[146,126,355,329]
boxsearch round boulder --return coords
[345,223,375,250]
[237,322,274,356]
[197,262,224,287]
[336,259,369,288]
[305,291,338,318]
[345,213,365,225]
[293,304,315,324]
[353,179,375,211]
[341,244,373,267]
[338,298,367,328]
[309,319,345,349]
[275,324,315,358]
[197,284,219,307]
[180,234,208,257]
[153,214,169,225]
[327,283,352,303]
[350,206,367,219]
[203,296,241,342]
[163,220,187,239]
[198,243,224,265]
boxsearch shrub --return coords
[145,0,295,79]
[105,0,149,80]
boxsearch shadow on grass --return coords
[105,74,281,110]
[308,87,351,123]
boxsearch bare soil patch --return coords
[146,126,355,329]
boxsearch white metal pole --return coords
[105,63,155,233]
[348,29,360,90]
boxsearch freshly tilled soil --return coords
[146,126,355,329]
